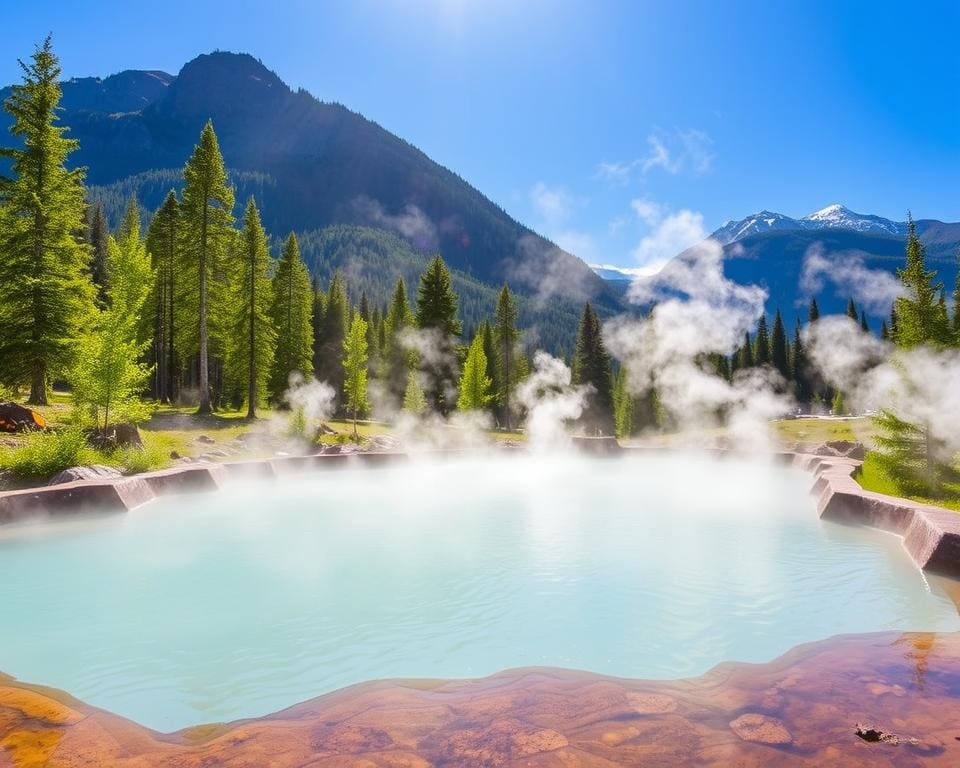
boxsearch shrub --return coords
[0,426,96,481]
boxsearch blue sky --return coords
[6,0,959,269]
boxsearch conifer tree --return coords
[70,213,153,432]
[415,255,462,414]
[493,284,521,429]
[0,37,96,403]
[859,309,869,333]
[179,120,234,414]
[145,191,180,403]
[86,201,110,306]
[953,265,960,343]
[791,319,810,403]
[315,271,348,398]
[311,277,326,374]
[358,291,370,321]
[892,217,946,348]
[754,315,770,366]
[770,308,789,379]
[846,298,859,322]
[738,332,754,369]
[225,199,276,418]
[456,333,493,412]
[402,369,427,415]
[268,233,313,400]
[881,319,889,340]
[384,277,414,405]
[572,302,614,435]
[479,319,497,401]
[808,298,820,324]
[613,366,633,439]
[342,315,369,437]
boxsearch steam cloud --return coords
[800,243,904,314]
[515,351,588,450]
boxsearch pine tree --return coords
[383,277,414,406]
[225,199,276,418]
[315,271,348,399]
[890,305,899,338]
[808,298,820,324]
[415,255,462,414]
[179,120,234,414]
[874,215,958,497]
[881,320,889,340]
[953,261,960,343]
[791,319,811,403]
[0,37,96,403]
[268,233,313,400]
[572,302,614,435]
[859,309,869,333]
[770,308,789,379]
[738,331,754,369]
[456,333,493,412]
[342,315,369,437]
[754,315,770,366]
[479,319,497,403]
[86,201,110,306]
[70,213,153,432]
[493,284,521,430]
[311,277,326,374]
[846,298,859,322]
[613,366,633,439]
[145,191,180,403]
[892,216,946,348]
[358,291,370,322]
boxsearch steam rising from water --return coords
[516,351,588,450]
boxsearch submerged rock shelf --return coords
[1,631,959,766]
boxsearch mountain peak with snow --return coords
[711,204,907,244]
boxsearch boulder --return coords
[113,423,143,448]
[0,401,46,432]
[47,465,122,486]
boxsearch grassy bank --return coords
[855,452,960,513]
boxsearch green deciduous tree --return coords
[572,302,614,435]
[342,314,369,437]
[456,333,493,412]
[0,37,96,403]
[179,120,234,414]
[70,210,153,432]
[268,233,313,400]
[225,199,276,417]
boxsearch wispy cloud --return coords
[529,181,575,228]
[799,243,905,314]
[596,128,715,185]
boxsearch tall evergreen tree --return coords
[846,298,859,322]
[145,191,180,403]
[493,283,521,429]
[859,308,869,333]
[402,369,427,415]
[892,216,947,348]
[754,315,770,366]
[880,319,889,340]
[770,308,789,379]
[342,315,369,437]
[225,199,276,418]
[0,37,96,403]
[457,332,493,412]
[86,201,110,306]
[808,297,820,324]
[383,277,414,406]
[791,319,811,403]
[311,277,326,374]
[179,120,234,414]
[953,261,960,343]
[572,302,614,435]
[268,233,313,400]
[315,270,348,399]
[738,331,754,369]
[415,255,462,414]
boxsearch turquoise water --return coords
[0,454,957,731]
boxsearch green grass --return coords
[772,416,876,446]
[0,426,97,482]
[856,451,960,512]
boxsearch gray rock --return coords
[195,435,216,444]
[47,465,122,486]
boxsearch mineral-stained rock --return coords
[0,401,45,432]
[729,713,793,745]
[46,465,122,486]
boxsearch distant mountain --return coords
[711,204,908,245]
[0,51,622,352]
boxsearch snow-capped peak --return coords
[801,204,905,236]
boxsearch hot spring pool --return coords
[1,453,957,731]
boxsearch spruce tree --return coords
[738,332,754,369]
[808,298,820,324]
[342,315,369,437]
[226,199,276,418]
[953,264,960,343]
[754,315,770,366]
[846,298,859,322]
[384,277,414,406]
[402,369,427,415]
[69,214,153,432]
[456,333,493,412]
[493,284,521,429]
[859,309,869,333]
[179,120,234,414]
[892,216,946,348]
[0,37,96,403]
[572,302,615,435]
[770,308,789,379]
[268,233,313,400]
[415,255,462,414]
[613,366,633,439]
[791,319,810,403]
[881,320,889,340]
[479,319,497,404]
[311,277,326,374]
[315,271,348,399]
[86,201,110,306]
[145,191,180,403]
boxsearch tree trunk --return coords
[28,361,47,405]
